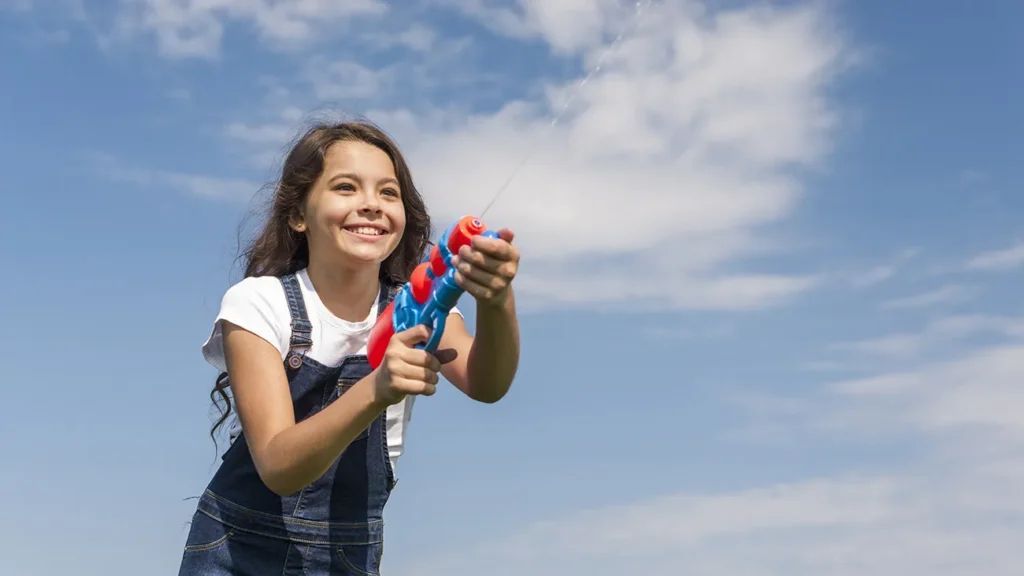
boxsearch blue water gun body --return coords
[367,215,498,367]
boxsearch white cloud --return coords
[308,59,396,101]
[223,119,296,147]
[370,0,853,310]
[165,172,260,201]
[100,0,858,310]
[827,313,1024,360]
[842,248,920,289]
[830,333,924,358]
[391,466,1024,575]
[966,242,1024,272]
[370,22,438,52]
[850,264,897,287]
[829,343,1024,436]
[807,328,1024,445]
[438,0,664,55]
[879,283,973,309]
[87,151,258,202]
[112,0,388,57]
[389,335,1024,575]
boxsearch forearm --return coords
[258,376,387,495]
[466,288,520,403]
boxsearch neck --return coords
[305,257,381,322]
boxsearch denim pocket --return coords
[182,511,235,553]
[335,542,383,576]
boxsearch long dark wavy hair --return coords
[209,119,432,441]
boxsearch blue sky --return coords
[2,0,1023,574]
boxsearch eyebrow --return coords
[328,172,400,188]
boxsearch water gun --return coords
[367,215,499,369]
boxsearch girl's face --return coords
[297,140,407,270]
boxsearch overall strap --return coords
[377,280,397,316]
[280,274,313,370]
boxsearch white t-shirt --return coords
[201,268,460,473]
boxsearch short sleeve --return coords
[201,276,291,373]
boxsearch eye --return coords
[381,187,400,198]
[334,182,356,192]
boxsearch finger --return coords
[434,348,458,365]
[393,324,431,347]
[454,260,508,291]
[454,271,501,301]
[394,378,437,397]
[470,235,517,260]
[497,227,515,243]
[453,247,502,274]
[392,364,440,385]
[397,347,442,372]
[454,250,501,283]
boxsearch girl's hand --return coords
[451,228,520,308]
[373,325,457,406]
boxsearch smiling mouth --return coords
[343,225,388,236]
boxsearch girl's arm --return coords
[439,290,520,403]
[224,322,387,495]
[223,322,446,496]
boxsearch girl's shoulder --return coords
[202,275,294,372]
[220,274,290,311]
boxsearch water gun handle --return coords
[366,217,499,369]
[421,309,449,354]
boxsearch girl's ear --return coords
[288,212,307,233]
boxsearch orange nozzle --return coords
[409,262,432,304]
[429,245,446,276]
[447,215,485,255]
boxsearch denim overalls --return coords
[178,274,396,576]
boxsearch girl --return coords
[178,120,521,575]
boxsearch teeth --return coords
[349,226,384,236]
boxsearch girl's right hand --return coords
[373,324,457,406]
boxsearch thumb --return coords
[497,227,515,243]
[394,324,431,347]
[433,348,458,365]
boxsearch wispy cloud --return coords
[543,336,1024,576]
[394,333,1024,575]
[373,0,852,310]
[830,333,924,358]
[362,22,438,52]
[82,0,859,311]
[844,248,920,289]
[109,0,388,58]
[827,313,1024,360]
[86,151,259,202]
[966,242,1024,272]
[879,284,973,310]
[850,264,898,287]
[827,343,1024,437]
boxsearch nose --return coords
[359,190,382,214]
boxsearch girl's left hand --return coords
[451,228,519,308]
